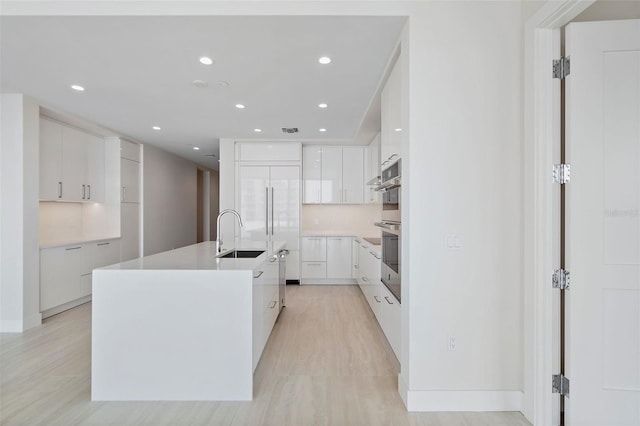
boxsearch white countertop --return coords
[99,240,286,271]
[40,236,120,249]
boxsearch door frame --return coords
[524,1,595,424]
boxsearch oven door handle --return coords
[374,221,401,230]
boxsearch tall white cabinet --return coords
[119,139,141,262]
[381,55,402,168]
[302,146,364,204]
[236,143,301,280]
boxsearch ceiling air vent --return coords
[281,127,299,134]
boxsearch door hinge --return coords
[552,269,570,290]
[553,164,571,184]
[552,374,570,397]
[553,57,570,79]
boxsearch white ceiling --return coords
[1,16,405,169]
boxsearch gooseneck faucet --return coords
[216,209,244,253]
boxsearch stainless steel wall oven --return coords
[375,159,401,303]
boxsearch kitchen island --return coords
[91,240,285,401]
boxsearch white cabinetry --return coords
[120,139,141,262]
[40,239,121,315]
[237,142,301,162]
[252,254,281,371]
[380,56,402,169]
[39,117,105,202]
[326,237,352,279]
[365,134,382,204]
[237,160,300,280]
[301,236,353,283]
[352,238,360,279]
[302,146,364,204]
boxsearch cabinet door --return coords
[352,239,360,280]
[326,237,352,279]
[301,262,327,279]
[302,146,321,203]
[321,147,342,204]
[270,166,300,251]
[341,147,364,204]
[237,166,270,242]
[39,118,63,200]
[40,245,83,311]
[121,158,140,203]
[381,58,402,167]
[121,203,139,261]
[301,237,326,261]
[61,126,88,202]
[120,139,140,162]
[238,142,300,162]
[86,135,105,202]
[252,267,265,370]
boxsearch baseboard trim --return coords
[405,390,524,412]
[23,312,42,330]
[300,279,357,285]
[398,373,410,408]
[42,295,92,319]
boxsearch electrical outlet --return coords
[448,335,456,351]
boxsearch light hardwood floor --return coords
[1,285,531,426]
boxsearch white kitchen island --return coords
[91,240,285,401]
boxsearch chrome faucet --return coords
[216,209,244,253]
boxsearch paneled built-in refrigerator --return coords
[237,165,300,280]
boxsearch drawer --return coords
[301,262,327,279]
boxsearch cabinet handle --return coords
[269,301,277,309]
[87,184,91,200]
[307,263,322,266]
[361,245,367,248]
[82,184,86,200]
[97,242,110,246]
[122,186,127,202]
[265,187,269,235]
[388,154,399,160]
[65,246,81,251]
[382,160,390,166]
[374,296,381,303]
[58,182,62,199]
[307,237,322,241]
[271,187,274,236]
[354,265,359,269]
[253,271,264,279]
[384,296,394,305]
[362,276,368,282]
[269,255,278,263]
[329,238,342,241]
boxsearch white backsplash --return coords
[302,204,381,237]
[39,201,119,244]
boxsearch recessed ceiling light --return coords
[199,56,214,65]
[318,103,328,109]
[394,128,402,132]
[318,57,331,65]
[152,126,161,130]
[193,146,200,150]
[319,128,327,132]
[70,85,85,92]
[235,104,245,109]
[192,80,208,88]
[254,129,262,133]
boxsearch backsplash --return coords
[39,201,119,245]
[302,204,381,237]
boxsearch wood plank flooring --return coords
[1,285,531,426]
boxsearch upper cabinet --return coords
[365,133,382,204]
[302,146,364,204]
[39,118,105,202]
[380,55,402,169]
[237,142,301,162]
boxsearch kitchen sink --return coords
[217,250,265,259]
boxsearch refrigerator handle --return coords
[265,187,269,235]
[271,187,274,235]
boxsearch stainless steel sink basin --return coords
[217,250,265,259]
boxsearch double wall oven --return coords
[375,159,401,303]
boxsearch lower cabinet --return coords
[40,239,120,314]
[300,236,353,283]
[252,254,281,371]
[356,240,400,360]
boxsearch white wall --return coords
[143,144,197,256]
[1,94,41,332]
[401,1,524,410]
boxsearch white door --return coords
[238,166,270,242]
[39,118,63,200]
[565,19,640,426]
[61,126,87,201]
[342,147,364,204]
[321,147,342,203]
[269,166,300,251]
[121,158,140,203]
